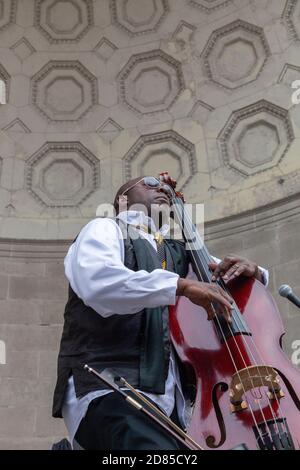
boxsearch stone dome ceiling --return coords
[0,0,299,238]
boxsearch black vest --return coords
[52,223,189,418]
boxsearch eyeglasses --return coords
[120,176,171,196]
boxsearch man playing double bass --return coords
[52,175,268,450]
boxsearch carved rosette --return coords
[123,130,197,189]
[218,100,294,177]
[118,50,185,114]
[31,60,98,121]
[201,20,270,89]
[25,142,100,207]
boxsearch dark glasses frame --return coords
[120,176,168,197]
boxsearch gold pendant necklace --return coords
[133,225,164,246]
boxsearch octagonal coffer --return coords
[0,0,17,33]
[189,0,232,13]
[118,50,184,114]
[283,0,300,41]
[34,0,94,43]
[25,142,100,207]
[123,130,197,190]
[110,0,168,36]
[31,60,98,121]
[218,100,294,176]
[201,19,271,89]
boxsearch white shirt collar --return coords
[116,211,170,237]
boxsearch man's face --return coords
[119,177,171,218]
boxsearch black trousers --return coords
[75,391,183,450]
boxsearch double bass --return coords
[160,172,300,450]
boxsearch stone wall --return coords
[1,195,300,449]
[0,0,300,449]
[206,194,300,363]
[0,241,68,449]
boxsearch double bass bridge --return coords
[229,365,284,413]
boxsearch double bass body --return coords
[159,170,300,450]
[170,275,300,450]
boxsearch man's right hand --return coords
[176,278,234,323]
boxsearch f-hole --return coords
[206,382,228,448]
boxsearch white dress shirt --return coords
[62,210,269,445]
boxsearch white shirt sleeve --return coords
[64,218,179,317]
[211,255,269,286]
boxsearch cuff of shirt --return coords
[258,266,269,287]
[165,272,180,306]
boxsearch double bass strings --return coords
[170,192,286,447]
[172,195,287,445]
[159,172,290,446]
[175,194,289,445]
[170,197,268,446]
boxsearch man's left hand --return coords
[209,254,262,283]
